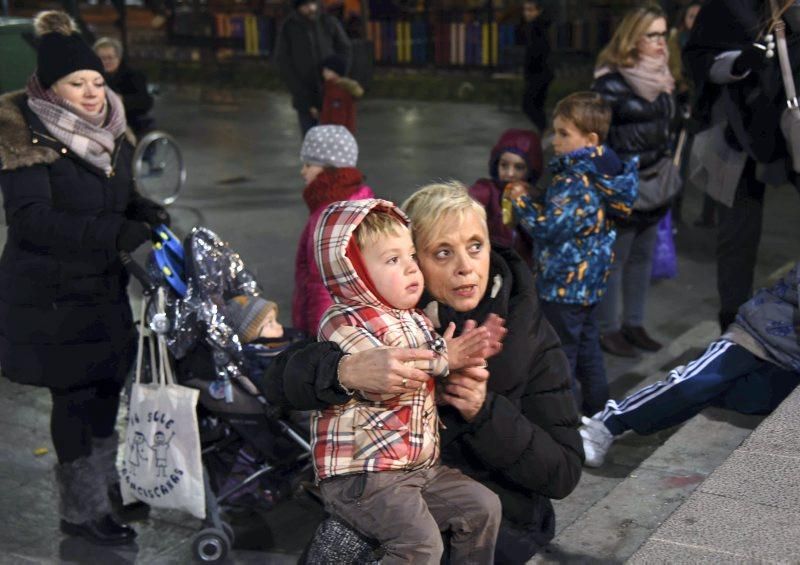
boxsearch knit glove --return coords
[116,220,151,252]
[127,197,171,227]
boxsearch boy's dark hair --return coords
[552,92,612,144]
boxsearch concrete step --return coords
[532,321,764,564]
[630,385,800,563]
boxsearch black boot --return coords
[718,311,737,332]
[92,433,150,522]
[59,515,138,546]
[56,457,137,546]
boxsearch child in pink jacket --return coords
[292,125,373,335]
[469,128,543,267]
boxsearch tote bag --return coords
[121,291,206,519]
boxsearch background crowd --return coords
[1,0,799,562]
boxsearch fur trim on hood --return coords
[0,91,59,171]
[0,90,137,172]
[337,77,365,99]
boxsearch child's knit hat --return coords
[300,125,358,169]
[225,295,277,343]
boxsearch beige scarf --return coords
[595,53,675,103]
[26,75,127,174]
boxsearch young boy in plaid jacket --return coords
[312,198,501,564]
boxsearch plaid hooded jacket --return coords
[312,198,448,480]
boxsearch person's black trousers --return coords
[49,379,124,464]
[522,78,551,133]
[298,111,319,137]
[716,158,765,329]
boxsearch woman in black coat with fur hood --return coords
[0,11,168,545]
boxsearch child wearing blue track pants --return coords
[580,263,800,467]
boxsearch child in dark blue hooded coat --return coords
[508,92,638,415]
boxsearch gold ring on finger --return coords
[402,377,408,388]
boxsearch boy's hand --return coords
[442,315,507,370]
[309,107,319,119]
[443,322,489,370]
[504,181,529,201]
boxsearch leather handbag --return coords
[771,0,800,172]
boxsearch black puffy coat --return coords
[268,247,583,562]
[106,62,154,137]
[0,91,154,390]
[275,11,352,113]
[591,71,674,171]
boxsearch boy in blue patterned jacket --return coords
[507,91,638,415]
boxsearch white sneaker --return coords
[579,415,614,468]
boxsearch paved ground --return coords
[1,87,799,563]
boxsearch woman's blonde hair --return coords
[402,181,487,251]
[596,3,666,69]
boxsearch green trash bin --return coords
[0,17,35,94]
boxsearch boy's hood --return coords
[314,198,409,308]
[489,128,543,183]
[551,145,639,216]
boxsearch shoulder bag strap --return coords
[135,298,148,385]
[770,0,800,109]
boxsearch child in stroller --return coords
[136,225,315,562]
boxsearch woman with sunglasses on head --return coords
[591,3,676,359]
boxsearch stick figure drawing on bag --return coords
[128,432,148,476]
[148,430,176,477]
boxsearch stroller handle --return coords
[120,250,157,295]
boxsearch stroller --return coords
[124,225,316,563]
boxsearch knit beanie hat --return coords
[321,54,347,77]
[33,11,105,89]
[300,125,358,168]
[225,295,278,343]
[293,0,316,9]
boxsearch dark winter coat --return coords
[591,71,674,225]
[0,91,156,390]
[268,246,583,562]
[591,72,674,171]
[512,145,638,305]
[106,62,154,137]
[276,11,351,113]
[518,20,554,88]
[684,0,800,164]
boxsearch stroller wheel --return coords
[221,521,235,547]
[192,527,230,563]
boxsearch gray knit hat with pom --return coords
[300,125,358,168]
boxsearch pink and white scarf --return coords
[595,53,675,103]
[26,74,127,174]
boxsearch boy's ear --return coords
[588,132,600,146]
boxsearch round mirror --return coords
[132,131,185,206]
